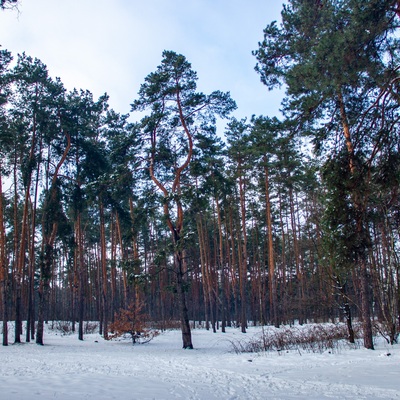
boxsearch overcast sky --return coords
[0,0,285,131]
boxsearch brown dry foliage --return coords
[108,302,159,344]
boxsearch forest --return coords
[0,0,400,351]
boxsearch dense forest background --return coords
[1,0,400,349]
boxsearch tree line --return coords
[1,0,399,349]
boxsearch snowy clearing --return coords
[0,324,399,400]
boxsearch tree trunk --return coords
[338,88,374,349]
[26,160,41,342]
[1,279,7,347]
[174,240,193,349]
[36,243,53,345]
[336,279,355,344]
[359,254,374,349]
[289,186,304,324]
[238,172,248,333]
[14,186,30,344]
[264,163,278,327]
[76,212,85,341]
[216,197,227,333]
[197,217,210,330]
[100,202,108,340]
[0,171,8,346]
[36,132,70,345]
[227,205,239,327]
[115,212,128,309]
[278,192,287,324]
[146,82,195,348]
[12,151,20,343]
[110,215,117,325]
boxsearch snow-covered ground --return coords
[0,323,399,400]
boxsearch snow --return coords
[0,323,399,400]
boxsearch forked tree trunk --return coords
[15,109,39,344]
[26,155,41,342]
[36,132,70,345]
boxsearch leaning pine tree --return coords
[131,50,236,349]
[254,0,400,349]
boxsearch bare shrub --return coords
[48,321,72,335]
[230,323,362,354]
[84,321,98,334]
[373,321,399,345]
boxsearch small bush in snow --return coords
[108,302,159,344]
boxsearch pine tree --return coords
[63,89,109,340]
[248,116,281,327]
[132,50,236,348]
[0,49,12,346]
[225,118,253,332]
[254,0,400,349]
[9,54,60,344]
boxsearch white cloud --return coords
[0,0,285,125]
